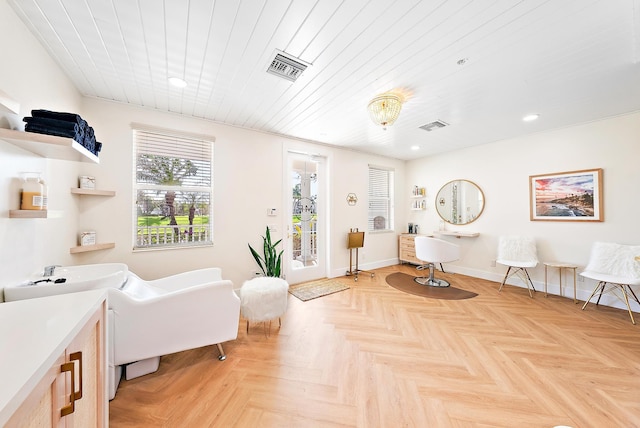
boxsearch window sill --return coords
[133,242,213,252]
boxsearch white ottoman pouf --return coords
[241,277,289,333]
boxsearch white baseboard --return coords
[331,258,399,278]
[445,265,640,313]
[330,261,639,314]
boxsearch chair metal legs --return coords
[581,281,640,324]
[216,343,226,361]
[415,262,450,287]
[498,266,536,297]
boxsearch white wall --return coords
[2,0,638,315]
[0,0,83,297]
[0,0,404,300]
[74,98,405,287]
[406,111,640,310]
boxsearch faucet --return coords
[43,265,61,277]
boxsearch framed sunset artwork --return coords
[529,168,603,221]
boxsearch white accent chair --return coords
[581,242,640,324]
[414,236,460,287]
[497,236,538,297]
[107,268,240,398]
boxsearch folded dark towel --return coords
[24,116,81,133]
[26,109,101,157]
[25,123,79,140]
[31,109,85,126]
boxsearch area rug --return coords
[289,279,350,301]
[385,272,478,300]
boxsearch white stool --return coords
[241,277,289,334]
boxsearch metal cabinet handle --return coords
[60,351,83,417]
[70,351,83,400]
[60,361,75,417]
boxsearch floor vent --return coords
[267,51,308,82]
[419,120,448,132]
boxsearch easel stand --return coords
[346,228,375,281]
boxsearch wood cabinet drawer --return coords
[398,234,427,265]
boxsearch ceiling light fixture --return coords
[367,93,403,130]
[523,113,539,122]
[411,145,420,151]
[168,77,187,88]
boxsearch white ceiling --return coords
[8,0,640,160]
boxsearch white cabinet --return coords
[0,290,107,427]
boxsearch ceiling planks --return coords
[7,0,640,160]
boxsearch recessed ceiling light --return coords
[411,145,420,151]
[523,114,539,122]
[168,77,187,88]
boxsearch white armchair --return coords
[107,267,240,397]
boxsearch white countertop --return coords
[0,289,107,426]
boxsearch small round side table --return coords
[543,262,578,303]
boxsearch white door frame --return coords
[283,148,330,284]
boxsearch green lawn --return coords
[138,215,210,226]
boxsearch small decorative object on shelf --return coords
[79,175,96,189]
[411,199,426,210]
[412,186,426,197]
[19,172,46,210]
[80,231,97,246]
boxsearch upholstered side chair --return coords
[496,235,539,297]
[581,241,640,324]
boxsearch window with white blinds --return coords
[368,166,394,231]
[133,128,213,249]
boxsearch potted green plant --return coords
[248,226,284,277]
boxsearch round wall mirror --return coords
[435,179,485,225]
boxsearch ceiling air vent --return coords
[419,120,448,132]
[267,51,308,82]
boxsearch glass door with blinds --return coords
[285,151,327,284]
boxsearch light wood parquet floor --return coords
[109,264,640,427]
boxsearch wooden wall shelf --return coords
[0,128,99,163]
[70,243,115,254]
[9,210,48,218]
[70,188,116,196]
[434,231,480,238]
